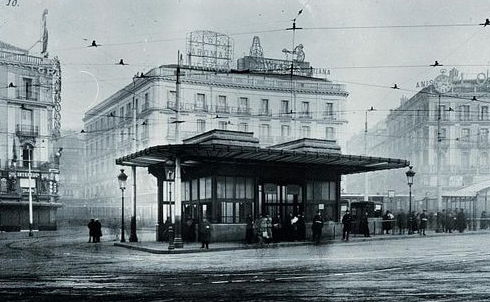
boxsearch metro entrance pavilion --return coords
[116,130,409,242]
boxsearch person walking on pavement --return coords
[419,210,428,236]
[199,218,211,249]
[87,218,96,243]
[342,210,352,241]
[311,211,324,245]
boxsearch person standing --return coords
[419,210,428,236]
[272,214,282,243]
[341,210,352,241]
[396,211,406,235]
[245,214,254,244]
[87,218,96,243]
[311,211,324,245]
[360,212,370,237]
[296,212,306,241]
[199,218,211,249]
[94,219,102,243]
[456,209,466,233]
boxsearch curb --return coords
[114,230,489,254]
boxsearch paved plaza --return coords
[1,226,490,301]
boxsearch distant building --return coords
[0,39,62,231]
[82,35,349,223]
[346,68,490,212]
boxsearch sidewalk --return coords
[114,229,490,254]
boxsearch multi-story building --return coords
[346,68,490,212]
[0,40,62,231]
[82,39,349,224]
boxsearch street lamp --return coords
[27,145,33,237]
[164,165,175,250]
[406,166,416,235]
[364,106,376,202]
[118,169,128,242]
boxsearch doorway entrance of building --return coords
[260,183,304,219]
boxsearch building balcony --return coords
[216,106,230,114]
[457,140,473,149]
[477,140,490,148]
[323,112,337,119]
[298,112,313,119]
[141,102,150,113]
[236,107,251,115]
[195,104,209,112]
[16,124,39,137]
[258,109,272,117]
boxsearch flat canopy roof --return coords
[115,143,409,175]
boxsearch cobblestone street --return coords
[1,227,490,301]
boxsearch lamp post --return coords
[118,169,128,242]
[27,145,33,237]
[364,107,376,202]
[164,165,175,250]
[406,166,416,235]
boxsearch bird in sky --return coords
[430,60,442,67]
[480,18,490,27]
[88,40,99,47]
[7,82,16,88]
[117,59,127,66]
[391,84,399,89]
[472,96,478,101]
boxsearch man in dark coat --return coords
[396,211,407,235]
[272,214,282,243]
[199,218,211,249]
[296,212,306,241]
[311,211,324,244]
[94,219,102,242]
[456,209,466,233]
[341,210,352,241]
[360,212,370,237]
[245,215,254,244]
[87,219,96,243]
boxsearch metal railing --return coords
[15,124,39,137]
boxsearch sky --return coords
[1,0,490,140]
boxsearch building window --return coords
[259,124,271,140]
[461,151,470,167]
[217,95,228,113]
[325,127,335,140]
[218,121,228,130]
[196,93,206,110]
[481,106,489,121]
[480,152,489,166]
[437,105,448,121]
[21,108,33,126]
[238,123,248,132]
[301,102,310,116]
[120,107,124,122]
[281,125,290,137]
[239,97,249,114]
[460,105,470,121]
[197,119,206,132]
[22,144,33,168]
[301,125,311,138]
[461,128,470,141]
[22,78,33,99]
[325,102,333,117]
[126,103,132,118]
[281,100,290,114]
[261,99,269,115]
[480,128,489,144]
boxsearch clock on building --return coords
[433,73,453,93]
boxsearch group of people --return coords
[246,212,309,244]
[439,209,468,233]
[87,218,102,243]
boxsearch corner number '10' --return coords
[6,0,18,6]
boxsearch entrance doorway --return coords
[261,184,304,219]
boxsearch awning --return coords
[443,179,490,197]
[115,143,409,175]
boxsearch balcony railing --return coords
[258,109,272,117]
[16,124,39,137]
[236,107,251,115]
[216,106,230,113]
[298,112,313,119]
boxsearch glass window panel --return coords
[226,177,234,199]
[199,178,206,200]
[217,177,225,199]
[307,182,313,200]
[321,182,329,200]
[314,182,322,200]
[236,177,245,199]
[192,179,198,201]
[235,203,240,223]
[329,182,336,200]
[246,178,254,199]
[205,177,212,199]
